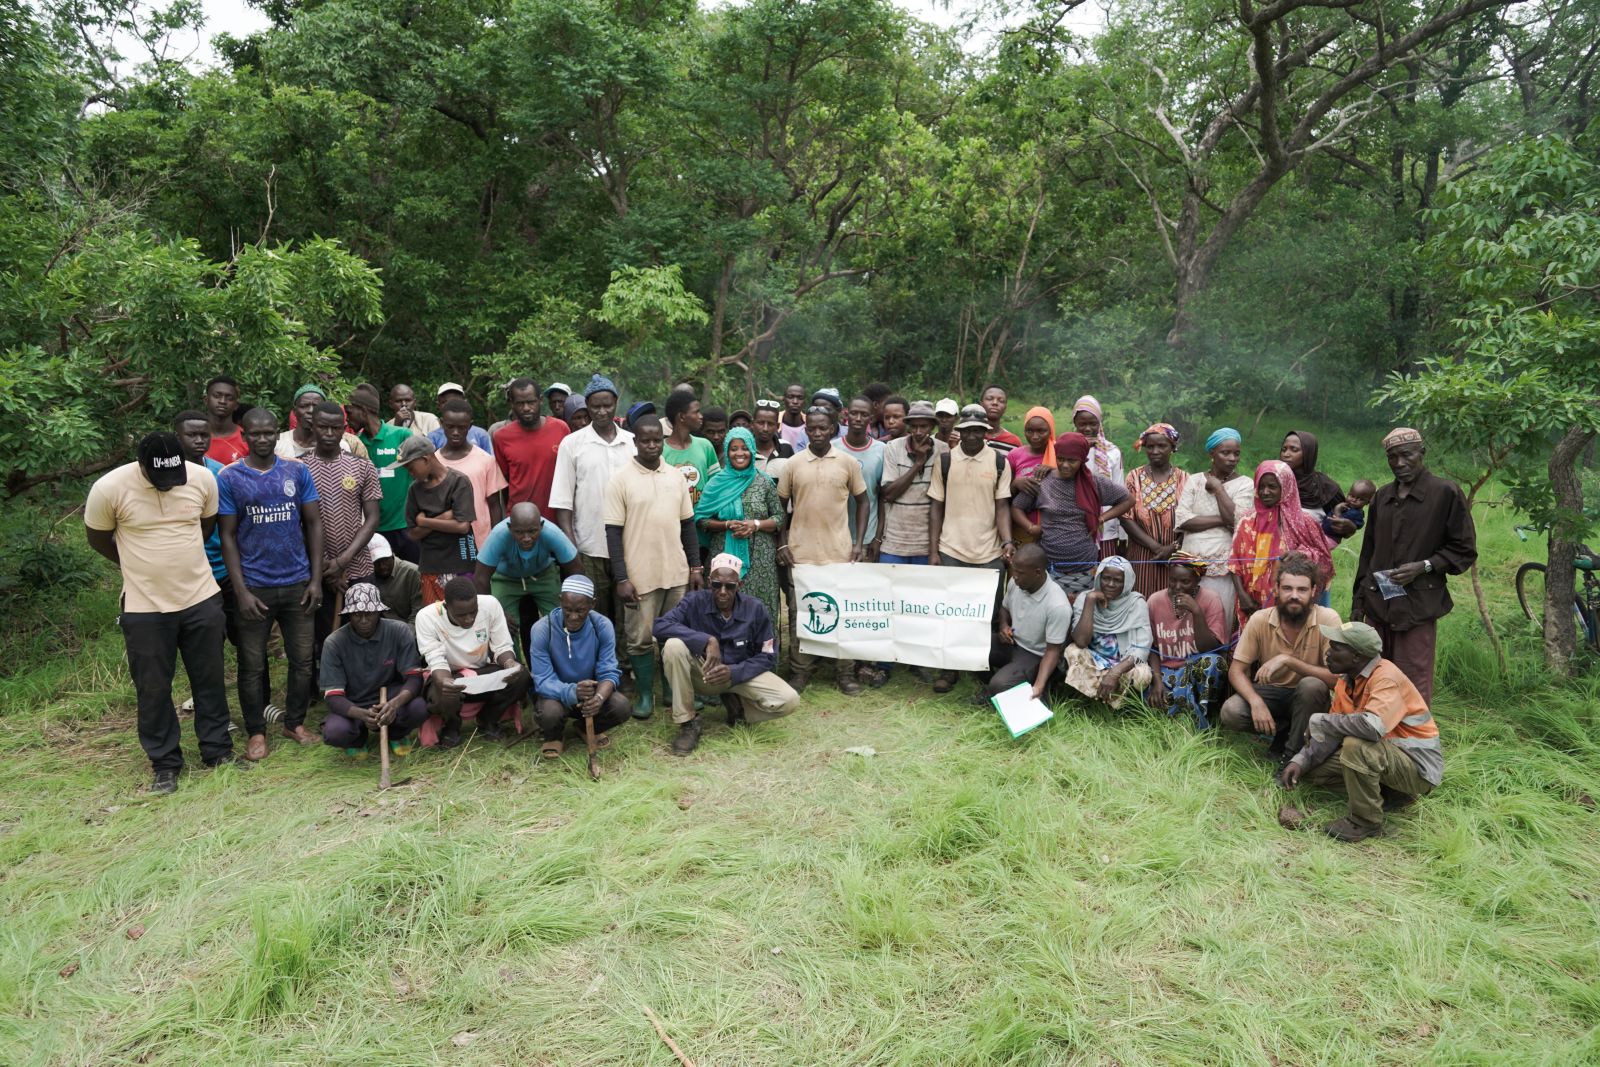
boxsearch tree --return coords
[1380,135,1600,674]
[1092,0,1524,347]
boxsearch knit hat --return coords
[584,374,619,398]
[561,574,596,599]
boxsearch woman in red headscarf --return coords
[1228,460,1335,622]
[1011,431,1134,599]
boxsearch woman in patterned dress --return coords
[1122,422,1187,599]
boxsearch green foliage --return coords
[1381,136,1600,531]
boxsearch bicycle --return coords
[1513,527,1600,652]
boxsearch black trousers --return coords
[120,594,232,772]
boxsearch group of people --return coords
[86,374,1475,842]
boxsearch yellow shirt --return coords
[927,446,1013,564]
[777,445,868,565]
[603,459,694,595]
[84,462,219,614]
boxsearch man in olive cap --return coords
[1279,620,1443,842]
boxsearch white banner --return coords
[792,562,998,670]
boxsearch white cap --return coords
[935,397,959,416]
[436,381,466,397]
[368,535,393,561]
[544,382,573,397]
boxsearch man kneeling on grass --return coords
[653,553,799,756]
[319,583,428,756]
[1279,621,1442,842]
[526,575,633,760]
[416,577,530,747]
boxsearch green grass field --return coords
[3,418,1598,1066]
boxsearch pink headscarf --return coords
[1248,459,1333,581]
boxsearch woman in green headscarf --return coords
[694,427,785,634]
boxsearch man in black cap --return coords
[85,432,236,794]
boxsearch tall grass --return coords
[1,420,1597,1065]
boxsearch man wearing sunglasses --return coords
[654,553,799,755]
[750,399,796,479]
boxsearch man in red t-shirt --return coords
[492,377,571,514]
[203,375,248,465]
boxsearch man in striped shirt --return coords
[1280,621,1443,842]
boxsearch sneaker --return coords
[150,770,178,795]
[177,698,195,715]
[227,720,241,735]
[932,672,955,694]
[344,747,370,761]
[1324,816,1384,843]
[909,666,936,684]
[389,738,413,757]
[858,666,889,689]
[836,671,862,697]
[263,703,285,725]
[671,717,703,757]
[204,753,252,770]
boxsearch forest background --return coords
[1,0,1598,658]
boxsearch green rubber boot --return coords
[629,654,656,719]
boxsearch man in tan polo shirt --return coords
[1219,552,1338,766]
[777,405,869,694]
[84,432,236,794]
[927,403,1016,692]
[603,415,703,720]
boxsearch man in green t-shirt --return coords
[663,388,721,559]
[350,383,418,563]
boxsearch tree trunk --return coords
[1544,426,1596,675]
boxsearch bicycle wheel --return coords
[1516,562,1547,622]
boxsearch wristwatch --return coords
[1422,559,1434,574]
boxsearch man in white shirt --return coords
[415,577,529,747]
[549,375,635,646]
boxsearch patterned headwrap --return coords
[1382,427,1424,450]
[1134,422,1180,451]
[1169,548,1209,573]
[1204,427,1242,452]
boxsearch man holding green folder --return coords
[978,544,1071,704]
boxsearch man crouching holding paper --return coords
[416,577,530,747]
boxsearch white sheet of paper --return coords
[991,682,1053,738]
[459,668,515,695]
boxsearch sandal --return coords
[594,732,613,750]
[540,740,564,759]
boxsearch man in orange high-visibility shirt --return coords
[1280,620,1442,842]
